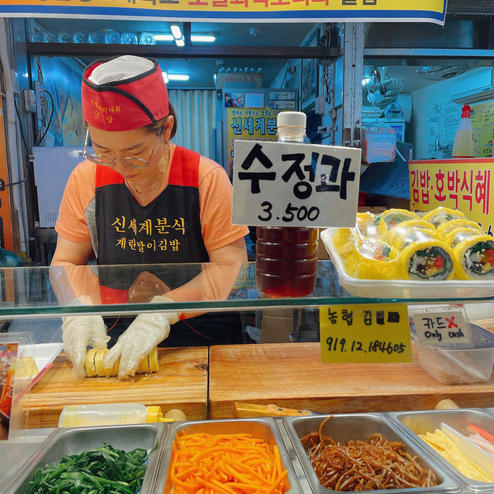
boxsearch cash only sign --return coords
[0,0,447,24]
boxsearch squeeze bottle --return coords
[58,403,186,427]
[255,111,319,298]
[452,104,474,158]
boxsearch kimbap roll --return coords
[356,212,387,238]
[447,228,494,280]
[423,207,465,228]
[381,209,419,230]
[395,229,454,280]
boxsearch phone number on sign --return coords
[258,201,320,222]
[326,337,407,354]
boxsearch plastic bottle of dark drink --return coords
[256,112,319,297]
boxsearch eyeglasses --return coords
[83,127,163,169]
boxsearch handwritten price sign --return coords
[319,304,412,363]
[232,140,361,227]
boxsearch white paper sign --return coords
[412,308,472,346]
[232,140,361,227]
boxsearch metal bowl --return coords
[284,413,459,494]
[389,409,494,493]
[6,423,165,494]
[154,417,302,494]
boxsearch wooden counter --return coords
[20,347,208,428]
[209,342,494,419]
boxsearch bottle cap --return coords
[277,111,306,130]
[461,105,471,118]
[145,406,174,423]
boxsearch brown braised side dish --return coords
[300,417,438,491]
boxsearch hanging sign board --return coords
[232,140,361,227]
[0,0,447,25]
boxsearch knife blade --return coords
[440,422,494,478]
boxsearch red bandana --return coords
[81,57,169,131]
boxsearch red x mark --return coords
[445,316,458,329]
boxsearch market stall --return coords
[0,1,493,493]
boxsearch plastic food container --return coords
[6,423,164,494]
[320,228,494,300]
[284,413,459,494]
[155,418,302,494]
[389,409,494,493]
[411,322,494,384]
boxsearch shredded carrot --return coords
[167,432,290,494]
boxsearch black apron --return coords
[94,146,242,346]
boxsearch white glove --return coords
[62,315,109,377]
[104,296,180,378]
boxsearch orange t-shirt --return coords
[55,143,249,254]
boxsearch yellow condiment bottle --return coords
[58,403,183,427]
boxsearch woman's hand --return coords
[62,315,109,377]
[103,296,179,378]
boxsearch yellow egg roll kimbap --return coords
[344,237,399,279]
[447,228,494,280]
[385,220,435,249]
[356,211,387,238]
[394,229,455,280]
[381,209,419,230]
[332,227,357,259]
[423,207,465,228]
[436,219,483,237]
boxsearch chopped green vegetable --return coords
[26,443,148,494]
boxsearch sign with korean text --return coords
[319,304,412,363]
[0,0,447,25]
[227,108,279,178]
[471,101,494,158]
[410,306,471,346]
[409,159,494,236]
[232,140,361,227]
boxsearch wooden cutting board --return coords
[19,347,208,428]
[209,342,494,419]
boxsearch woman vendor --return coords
[51,55,248,378]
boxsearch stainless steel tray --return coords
[389,409,494,493]
[6,423,165,494]
[284,413,459,494]
[153,418,302,494]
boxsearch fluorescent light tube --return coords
[191,35,216,43]
[161,71,169,83]
[154,34,174,42]
[167,74,190,81]
[170,24,182,39]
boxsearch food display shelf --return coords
[7,410,494,494]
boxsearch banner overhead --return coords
[0,0,447,25]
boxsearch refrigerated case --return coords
[1,260,493,492]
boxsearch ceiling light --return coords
[167,74,190,81]
[191,34,216,43]
[170,24,182,39]
[175,37,185,47]
[162,71,169,83]
[155,34,174,42]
